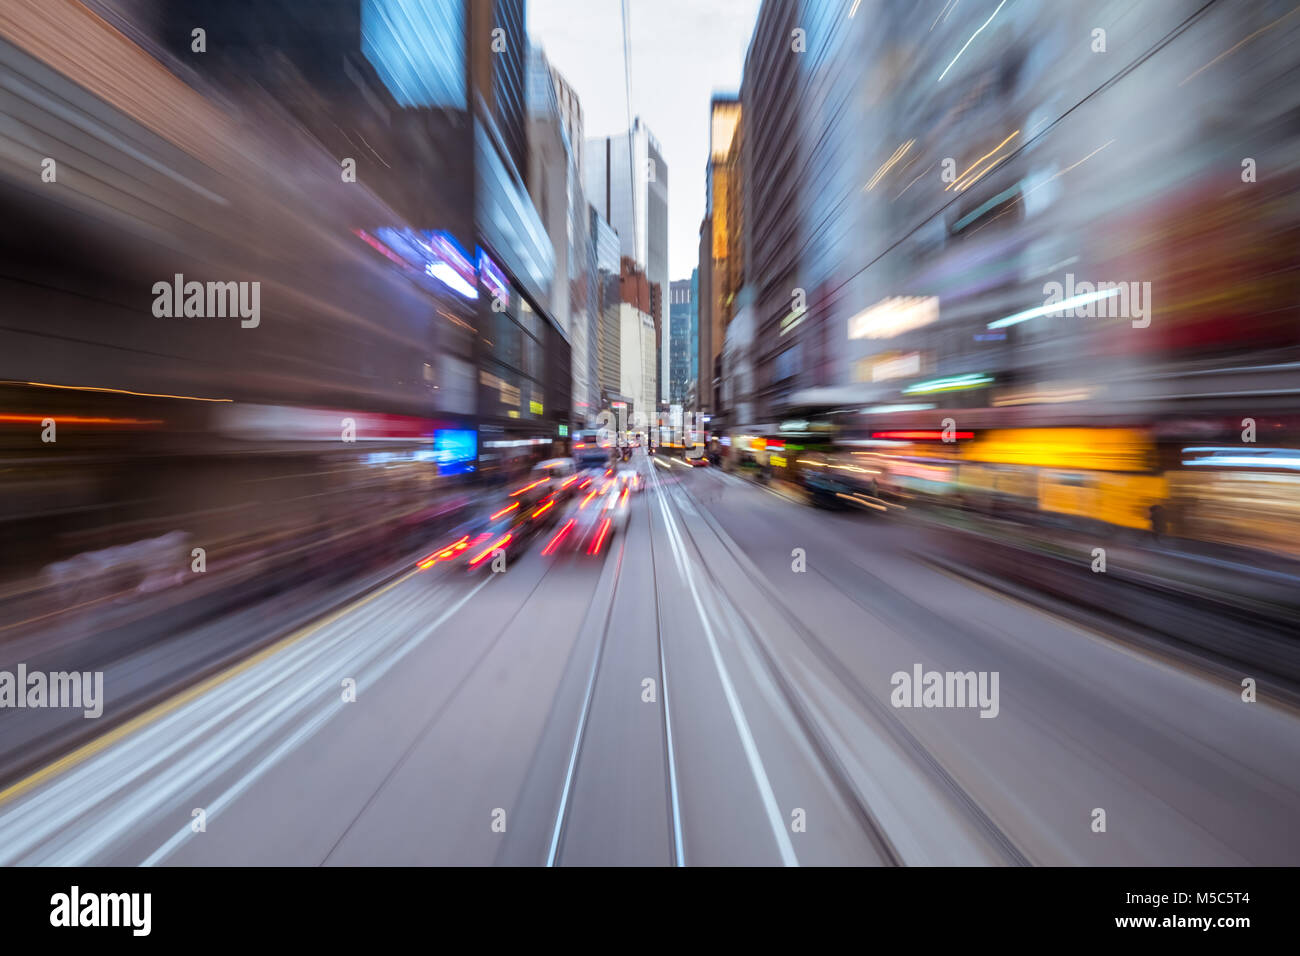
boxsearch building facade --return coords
[585,118,669,400]
[590,205,622,409]
[617,257,656,426]
[526,45,570,337]
[669,275,696,405]
[618,304,657,430]
[546,56,598,425]
[699,96,741,419]
[735,0,1300,436]
[739,5,801,421]
[528,44,601,429]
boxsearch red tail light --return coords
[418,535,468,569]
[468,533,512,568]
[542,519,576,556]
[587,518,612,555]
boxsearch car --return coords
[417,499,532,571]
[536,457,576,477]
[505,459,578,514]
[607,476,633,533]
[792,450,879,510]
[417,465,576,572]
[614,464,642,493]
[540,470,626,557]
[532,458,582,505]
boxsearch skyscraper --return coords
[696,213,712,414]
[472,0,527,178]
[526,45,570,338]
[699,96,741,417]
[669,275,696,406]
[148,0,570,446]
[545,55,598,423]
[584,118,668,401]
[689,267,699,405]
[472,0,572,442]
[742,2,801,419]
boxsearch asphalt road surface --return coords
[2,451,1297,865]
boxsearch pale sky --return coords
[527,0,761,280]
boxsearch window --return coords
[773,343,802,383]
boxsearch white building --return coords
[619,302,657,430]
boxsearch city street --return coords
[2,2,1299,936]
[3,453,1296,866]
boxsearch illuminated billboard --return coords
[370,228,478,300]
[433,428,476,475]
[848,297,939,340]
[477,248,510,309]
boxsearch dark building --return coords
[472,0,528,182]
[741,2,801,419]
[696,213,713,415]
[469,1,570,451]
[144,0,568,459]
[149,0,473,246]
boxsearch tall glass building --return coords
[669,275,696,405]
[585,119,669,399]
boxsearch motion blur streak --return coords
[468,535,512,568]
[541,519,575,556]
[0,0,1298,868]
[586,519,611,555]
